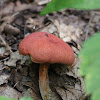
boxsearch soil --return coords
[0,0,100,100]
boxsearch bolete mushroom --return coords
[19,32,75,100]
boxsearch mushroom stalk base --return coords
[39,63,52,100]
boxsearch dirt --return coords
[0,0,100,100]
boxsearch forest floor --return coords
[0,0,100,100]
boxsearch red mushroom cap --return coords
[19,32,75,65]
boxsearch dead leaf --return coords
[4,51,30,67]
[0,74,10,85]
[0,85,22,98]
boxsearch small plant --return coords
[79,32,100,100]
[0,96,34,100]
[0,96,56,100]
[40,0,100,15]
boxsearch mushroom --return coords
[19,32,75,100]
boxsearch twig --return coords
[0,56,9,62]
[13,81,19,88]
[0,35,12,53]
[0,66,7,71]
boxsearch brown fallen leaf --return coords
[0,85,22,98]
[4,51,30,67]
[0,74,10,85]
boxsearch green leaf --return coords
[79,32,100,100]
[40,0,100,15]
[20,97,34,100]
[13,99,17,100]
[0,96,34,100]
[91,89,100,100]
[0,96,11,100]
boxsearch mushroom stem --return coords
[39,63,52,100]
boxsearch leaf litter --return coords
[0,0,100,100]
